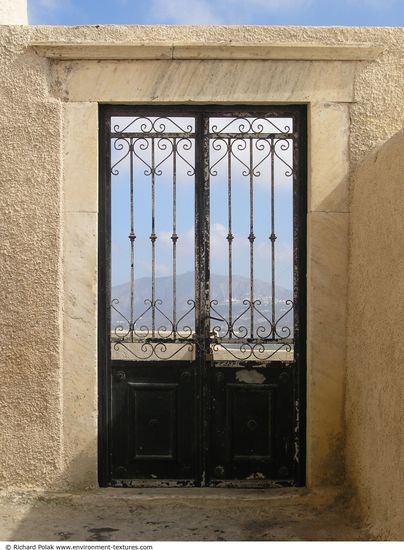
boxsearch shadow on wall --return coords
[3,122,369,541]
[3,438,372,542]
[345,127,404,541]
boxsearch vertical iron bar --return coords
[129,138,135,342]
[227,138,233,337]
[98,106,112,486]
[194,113,210,486]
[248,137,255,339]
[202,115,211,486]
[151,137,156,338]
[293,107,308,486]
[172,138,178,337]
[270,137,276,336]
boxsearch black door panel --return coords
[111,362,196,480]
[98,105,306,487]
[209,364,294,483]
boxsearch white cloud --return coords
[144,0,403,24]
[210,223,230,260]
[145,0,313,24]
[147,0,225,24]
[152,0,313,23]
[223,0,312,12]
[138,258,171,277]
[36,0,71,10]
[346,0,398,7]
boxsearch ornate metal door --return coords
[99,106,306,487]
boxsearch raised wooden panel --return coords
[226,384,272,461]
[209,365,295,483]
[129,383,177,460]
[110,362,196,481]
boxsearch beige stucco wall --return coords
[346,129,404,540]
[0,29,63,489]
[0,25,403,536]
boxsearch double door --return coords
[99,105,306,487]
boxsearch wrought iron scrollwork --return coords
[210,116,291,135]
[110,115,196,361]
[109,113,296,364]
[273,138,293,177]
[210,341,293,362]
[111,136,195,178]
[208,115,295,363]
[113,116,194,135]
[113,339,195,361]
[111,298,196,361]
[209,298,294,362]
[111,137,131,176]
[209,137,294,179]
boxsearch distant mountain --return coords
[111,272,293,335]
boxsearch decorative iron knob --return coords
[247,419,258,431]
[214,465,225,478]
[181,371,191,382]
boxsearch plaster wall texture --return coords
[0,29,62,489]
[346,129,404,540]
[0,25,403,538]
[0,0,27,24]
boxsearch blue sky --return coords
[26,0,403,298]
[29,0,404,26]
[110,116,294,294]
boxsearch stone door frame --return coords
[33,41,379,488]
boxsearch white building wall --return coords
[0,0,28,24]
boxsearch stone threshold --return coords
[32,42,384,61]
[1,486,344,506]
[0,485,367,541]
